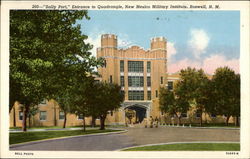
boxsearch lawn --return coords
[10,129,120,145]
[123,143,240,151]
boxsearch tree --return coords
[10,10,100,131]
[89,82,124,130]
[175,67,209,126]
[159,87,189,125]
[211,67,240,126]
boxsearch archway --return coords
[125,105,146,123]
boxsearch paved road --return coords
[10,126,239,151]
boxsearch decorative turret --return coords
[150,37,167,50]
[101,34,117,48]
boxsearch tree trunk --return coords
[235,116,239,126]
[83,117,86,132]
[22,105,29,132]
[13,107,16,127]
[28,115,31,128]
[54,105,57,126]
[63,112,67,128]
[226,116,230,126]
[91,116,96,127]
[100,115,106,130]
[178,116,181,125]
[83,116,86,132]
[200,112,203,127]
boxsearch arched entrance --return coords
[121,101,152,125]
[125,105,146,123]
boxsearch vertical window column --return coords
[110,75,112,83]
[147,91,151,100]
[120,60,124,72]
[147,61,151,73]
[147,77,151,86]
[120,76,124,86]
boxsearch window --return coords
[120,76,124,86]
[128,76,144,87]
[40,99,46,105]
[40,111,47,121]
[59,111,65,120]
[110,75,112,83]
[168,81,173,90]
[104,60,107,68]
[121,90,125,96]
[156,90,158,98]
[147,77,151,87]
[78,114,84,120]
[128,61,143,72]
[147,91,151,100]
[147,61,151,73]
[19,111,23,120]
[181,113,187,118]
[196,113,201,118]
[161,76,163,84]
[120,60,124,72]
[211,114,217,118]
[128,91,144,100]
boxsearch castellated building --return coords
[9,34,236,128]
[97,34,168,124]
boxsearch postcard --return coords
[1,0,249,158]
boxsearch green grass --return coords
[9,125,88,130]
[10,129,120,145]
[191,123,240,128]
[123,143,240,151]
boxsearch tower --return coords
[97,34,118,84]
[150,37,168,108]
[150,37,167,51]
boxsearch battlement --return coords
[151,36,166,42]
[101,34,117,39]
[101,34,117,48]
[150,36,167,50]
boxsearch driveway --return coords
[10,126,239,151]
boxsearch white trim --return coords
[120,72,124,76]
[147,87,151,91]
[102,56,166,61]
[128,87,144,91]
[128,72,143,76]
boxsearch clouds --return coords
[168,28,239,74]
[167,42,177,60]
[168,54,239,74]
[86,34,102,57]
[188,29,210,59]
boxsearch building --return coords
[9,34,236,128]
[96,34,168,124]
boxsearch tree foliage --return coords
[88,82,124,130]
[159,87,189,125]
[211,67,240,125]
[174,67,209,126]
[10,10,101,131]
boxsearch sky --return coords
[78,11,240,74]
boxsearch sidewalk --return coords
[9,127,96,133]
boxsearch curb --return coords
[116,141,240,151]
[10,129,128,148]
[158,125,240,130]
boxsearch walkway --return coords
[10,126,239,151]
